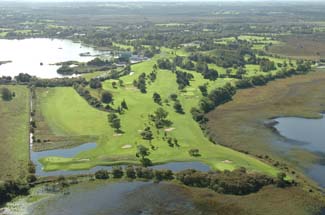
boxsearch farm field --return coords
[0,85,30,181]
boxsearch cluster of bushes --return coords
[31,77,87,87]
[87,57,111,67]
[173,56,195,71]
[107,113,121,132]
[149,107,172,129]
[199,83,236,113]
[89,79,102,89]
[1,87,15,101]
[15,73,33,83]
[235,67,309,89]
[94,166,174,182]
[176,168,285,195]
[0,76,12,84]
[258,58,276,72]
[74,84,107,110]
[57,65,74,75]
[196,61,219,81]
[157,58,173,70]
[175,70,194,90]
[93,166,289,196]
[133,73,147,93]
[0,180,30,205]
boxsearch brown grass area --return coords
[191,185,324,215]
[0,85,30,180]
[270,34,325,60]
[206,71,325,189]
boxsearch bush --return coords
[188,148,200,157]
[26,174,37,183]
[176,168,275,195]
[125,166,136,179]
[89,79,102,89]
[101,91,113,104]
[95,170,109,179]
[112,166,124,178]
[154,169,174,181]
[1,87,13,101]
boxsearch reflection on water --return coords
[273,114,325,188]
[0,38,102,78]
[29,181,202,215]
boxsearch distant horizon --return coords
[0,0,323,2]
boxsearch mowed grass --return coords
[0,85,30,180]
[38,55,279,177]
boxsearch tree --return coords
[101,91,113,104]
[136,145,150,159]
[169,93,178,101]
[136,145,152,167]
[112,166,124,178]
[153,92,162,105]
[108,113,121,132]
[121,99,128,110]
[150,107,172,128]
[188,148,200,157]
[125,166,136,179]
[174,101,184,114]
[95,170,109,179]
[1,88,13,101]
[89,79,102,89]
[141,127,154,142]
[276,172,287,188]
[198,84,208,96]
[134,73,147,93]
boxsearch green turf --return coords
[0,85,30,180]
[37,54,279,177]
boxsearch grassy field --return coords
[0,85,30,180]
[35,44,297,176]
[35,51,281,176]
[37,85,278,176]
[191,185,324,215]
[207,71,325,180]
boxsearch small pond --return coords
[31,143,211,177]
[0,38,104,78]
[273,114,325,188]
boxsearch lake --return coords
[29,181,203,215]
[0,38,102,78]
[273,114,325,188]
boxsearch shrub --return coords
[95,170,109,179]
[112,166,124,178]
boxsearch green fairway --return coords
[37,54,280,176]
[36,43,293,176]
[0,85,30,180]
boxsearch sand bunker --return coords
[122,144,132,149]
[164,127,175,132]
[222,160,233,164]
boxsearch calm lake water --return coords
[273,114,325,188]
[29,181,202,215]
[31,143,211,177]
[0,38,102,78]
